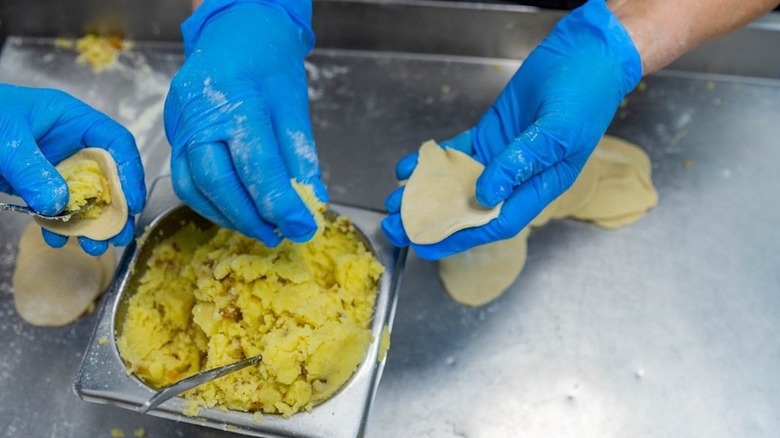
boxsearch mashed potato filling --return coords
[60,158,112,218]
[117,187,384,417]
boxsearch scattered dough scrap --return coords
[35,148,128,241]
[117,185,384,417]
[12,223,116,326]
[401,140,501,244]
[425,136,658,307]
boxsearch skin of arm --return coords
[609,0,780,74]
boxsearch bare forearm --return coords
[609,0,780,74]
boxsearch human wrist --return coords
[607,0,684,74]
[181,0,314,56]
[554,0,643,92]
[609,0,780,74]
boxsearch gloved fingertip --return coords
[26,176,69,216]
[125,186,148,216]
[284,226,317,244]
[475,171,510,208]
[310,179,330,204]
[381,215,411,247]
[256,229,283,248]
[77,237,109,256]
[41,229,68,248]
[439,130,473,154]
[109,219,135,247]
[395,153,419,181]
[384,187,404,214]
[277,208,318,243]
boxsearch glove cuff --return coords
[555,0,643,92]
[181,0,315,57]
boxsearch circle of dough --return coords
[438,228,530,307]
[12,223,116,326]
[35,148,128,241]
[401,140,502,245]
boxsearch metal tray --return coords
[73,176,407,438]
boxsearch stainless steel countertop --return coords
[2,4,780,437]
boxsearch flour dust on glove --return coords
[164,0,328,247]
[0,84,146,255]
[382,0,642,260]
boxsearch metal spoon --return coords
[137,354,263,414]
[0,198,97,222]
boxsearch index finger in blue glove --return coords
[267,77,329,203]
[0,120,68,215]
[475,119,587,209]
[228,100,317,242]
[187,140,282,246]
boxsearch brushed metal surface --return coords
[1,1,780,437]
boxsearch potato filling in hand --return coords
[60,158,112,218]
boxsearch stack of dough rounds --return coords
[12,223,116,326]
[402,137,658,307]
[35,148,127,241]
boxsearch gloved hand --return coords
[382,0,642,260]
[164,0,327,247]
[0,84,146,256]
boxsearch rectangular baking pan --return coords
[74,175,407,438]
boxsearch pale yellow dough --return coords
[12,223,116,326]
[419,136,658,307]
[439,228,530,307]
[35,148,128,241]
[401,140,502,244]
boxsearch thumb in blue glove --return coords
[382,0,642,260]
[165,0,327,247]
[0,84,146,255]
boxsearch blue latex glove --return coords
[382,0,642,261]
[0,84,146,255]
[164,0,327,247]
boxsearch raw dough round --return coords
[35,148,128,241]
[12,223,116,326]
[401,140,502,245]
[433,135,658,307]
[438,228,530,307]
[571,137,658,226]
